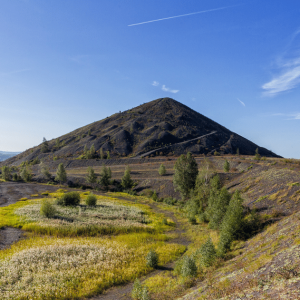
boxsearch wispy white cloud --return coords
[128,5,239,27]
[0,69,31,76]
[152,81,159,86]
[272,112,300,120]
[237,98,245,106]
[161,85,179,94]
[262,29,300,96]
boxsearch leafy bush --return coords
[57,192,80,206]
[173,152,198,200]
[121,165,134,190]
[85,194,97,206]
[2,166,11,181]
[152,191,158,201]
[218,190,244,257]
[146,249,158,268]
[199,238,216,267]
[163,197,177,205]
[158,164,166,176]
[40,200,56,218]
[132,279,143,299]
[223,159,230,172]
[181,256,197,277]
[188,214,197,224]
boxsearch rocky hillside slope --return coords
[2,98,280,166]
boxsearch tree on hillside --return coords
[98,165,111,189]
[158,164,166,176]
[40,161,51,180]
[223,159,230,172]
[255,148,261,160]
[86,166,97,185]
[100,148,104,159]
[236,148,240,156]
[106,151,111,159]
[218,190,244,256]
[41,137,49,153]
[89,144,96,158]
[20,166,32,182]
[121,165,134,190]
[55,163,67,184]
[1,166,11,181]
[173,152,198,200]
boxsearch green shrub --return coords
[57,192,80,206]
[132,279,143,299]
[141,287,150,300]
[163,197,177,205]
[162,218,168,225]
[181,256,197,277]
[214,150,220,156]
[55,163,67,183]
[188,214,197,224]
[152,191,158,201]
[2,166,11,181]
[121,165,134,190]
[218,190,244,257]
[223,159,230,172]
[199,238,216,267]
[146,249,158,268]
[40,200,56,218]
[158,164,166,176]
[12,173,18,181]
[85,194,97,206]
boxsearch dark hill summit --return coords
[3,98,280,165]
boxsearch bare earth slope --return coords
[1,98,280,166]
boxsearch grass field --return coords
[0,191,186,299]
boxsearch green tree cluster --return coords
[41,137,49,153]
[1,166,11,181]
[121,165,134,190]
[173,152,198,200]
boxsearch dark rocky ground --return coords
[1,98,280,168]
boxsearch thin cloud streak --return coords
[152,81,159,86]
[0,69,31,76]
[262,29,300,96]
[128,5,239,27]
[237,98,245,106]
[272,112,300,120]
[161,85,179,94]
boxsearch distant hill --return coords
[2,98,281,166]
[0,151,20,162]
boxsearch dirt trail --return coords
[91,195,190,300]
[0,182,63,250]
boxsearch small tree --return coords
[98,165,110,189]
[146,249,158,268]
[55,138,60,148]
[181,256,197,277]
[121,165,134,190]
[236,148,240,156]
[20,166,32,182]
[40,199,56,218]
[107,167,112,179]
[90,144,96,158]
[88,129,91,136]
[158,164,166,176]
[208,187,231,230]
[200,238,217,267]
[100,148,104,159]
[106,151,110,159]
[218,190,244,256]
[223,159,230,172]
[85,193,97,206]
[255,148,261,160]
[41,137,49,153]
[55,163,67,184]
[173,152,198,200]
[1,166,11,181]
[86,166,97,184]
[132,279,143,300]
[57,192,80,206]
[40,162,51,180]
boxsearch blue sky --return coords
[0,0,300,158]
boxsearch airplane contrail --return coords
[128,5,239,27]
